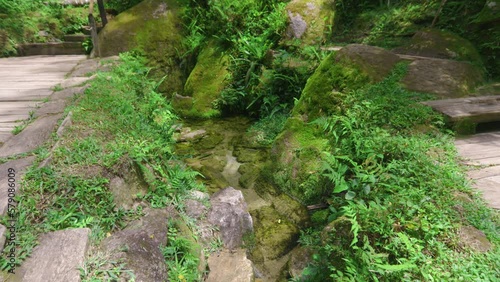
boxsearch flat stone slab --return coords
[207,249,254,282]
[14,228,91,282]
[0,114,62,158]
[455,131,500,209]
[0,157,35,216]
[423,95,500,123]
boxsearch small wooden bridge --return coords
[424,94,500,209]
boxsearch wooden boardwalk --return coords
[0,55,86,144]
[455,131,500,209]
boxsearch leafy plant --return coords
[296,63,499,281]
[162,225,200,282]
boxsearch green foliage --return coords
[80,251,136,282]
[106,0,144,13]
[0,53,205,274]
[246,112,288,145]
[162,225,200,282]
[298,63,499,280]
[0,1,88,56]
[184,0,310,118]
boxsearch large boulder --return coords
[250,206,299,262]
[208,187,254,249]
[97,0,188,94]
[474,1,500,25]
[174,42,230,118]
[393,28,482,64]
[270,44,401,204]
[99,208,173,282]
[284,0,336,45]
[401,58,485,98]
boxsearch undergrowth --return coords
[183,0,313,118]
[297,63,499,281]
[0,0,89,56]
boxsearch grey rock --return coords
[207,249,254,282]
[458,225,493,253]
[401,58,484,98]
[287,11,307,39]
[100,208,174,282]
[60,76,94,89]
[208,187,253,249]
[185,199,207,219]
[16,228,91,282]
[188,190,210,201]
[49,86,88,101]
[0,114,62,157]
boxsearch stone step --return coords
[422,95,500,125]
[64,34,90,42]
[61,0,91,6]
[11,228,91,282]
[17,42,86,56]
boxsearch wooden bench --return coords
[422,95,500,134]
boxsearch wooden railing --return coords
[88,0,107,57]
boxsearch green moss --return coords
[178,43,230,119]
[285,0,336,46]
[292,52,370,121]
[395,28,483,65]
[272,194,309,227]
[270,117,328,204]
[97,0,188,94]
[250,206,300,261]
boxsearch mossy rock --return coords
[238,163,261,189]
[284,0,336,46]
[250,206,300,261]
[393,28,483,65]
[271,194,310,228]
[287,246,314,280]
[292,44,400,120]
[179,42,230,118]
[97,0,188,94]
[401,58,485,98]
[472,1,500,25]
[192,132,224,150]
[320,216,353,246]
[233,147,266,163]
[270,117,328,204]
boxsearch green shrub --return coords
[298,63,499,281]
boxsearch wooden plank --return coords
[455,132,500,145]
[467,165,500,180]
[423,95,500,123]
[472,178,500,209]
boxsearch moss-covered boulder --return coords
[97,0,188,94]
[271,44,401,204]
[401,58,485,98]
[393,28,482,65]
[250,206,299,261]
[272,194,310,228]
[176,43,230,118]
[474,1,500,25]
[284,0,336,45]
[292,44,401,120]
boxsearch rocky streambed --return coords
[174,117,312,281]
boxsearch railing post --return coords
[88,0,100,57]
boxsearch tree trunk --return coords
[431,0,447,28]
[97,0,108,28]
